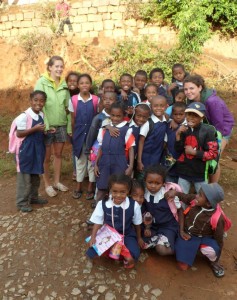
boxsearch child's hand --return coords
[33,123,45,132]
[126,106,134,116]
[180,230,191,241]
[89,236,96,247]
[138,237,146,249]
[47,127,56,133]
[164,190,177,201]
[133,87,140,95]
[125,166,133,176]
[107,125,120,137]
[169,119,178,130]
[168,82,178,92]
[94,165,100,177]
[176,125,188,138]
[137,161,144,172]
[120,89,128,101]
[144,228,151,237]
[185,145,197,156]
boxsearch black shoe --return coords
[17,206,33,213]
[30,198,48,205]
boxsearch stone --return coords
[98,285,107,293]
[105,291,116,300]
[71,288,81,296]
[151,288,162,297]
[143,285,150,293]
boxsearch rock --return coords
[60,270,67,276]
[105,291,116,300]
[143,285,151,293]
[151,288,162,297]
[71,288,81,296]
[92,295,100,300]
[125,284,130,293]
[98,285,107,293]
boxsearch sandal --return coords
[123,260,135,269]
[210,262,225,278]
[86,191,95,200]
[54,182,69,192]
[72,190,83,199]
[45,186,57,197]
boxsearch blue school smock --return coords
[72,99,96,158]
[86,198,140,260]
[19,116,45,174]
[175,235,220,266]
[142,119,167,168]
[117,91,140,110]
[143,194,179,251]
[96,125,129,190]
[129,121,140,156]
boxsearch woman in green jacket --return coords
[35,55,71,197]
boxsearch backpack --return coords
[71,94,99,117]
[199,124,222,178]
[9,112,32,154]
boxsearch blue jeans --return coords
[178,177,206,194]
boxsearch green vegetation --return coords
[37,0,57,33]
[18,31,53,64]
[108,37,196,81]
[0,151,16,177]
[127,0,237,54]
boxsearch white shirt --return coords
[68,93,92,112]
[140,114,167,141]
[145,187,181,209]
[97,121,135,146]
[15,107,44,130]
[90,196,142,225]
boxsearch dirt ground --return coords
[0,36,237,299]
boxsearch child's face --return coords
[31,94,46,114]
[67,75,78,91]
[145,173,164,194]
[120,76,133,92]
[134,75,147,90]
[49,60,64,79]
[150,72,164,87]
[151,98,167,118]
[102,93,116,111]
[78,76,92,94]
[145,86,158,102]
[110,183,129,205]
[175,92,186,103]
[172,108,185,124]
[195,190,211,208]
[103,82,115,93]
[110,108,124,125]
[131,187,144,206]
[184,82,202,101]
[173,67,186,82]
[186,112,203,128]
[134,106,150,127]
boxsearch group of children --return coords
[11,59,232,277]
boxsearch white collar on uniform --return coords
[129,119,139,128]
[112,120,127,128]
[26,107,43,121]
[101,109,110,117]
[78,93,92,102]
[145,187,166,203]
[105,196,130,209]
[151,114,166,123]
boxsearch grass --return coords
[0,114,14,134]
[0,151,16,178]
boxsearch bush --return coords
[107,37,196,81]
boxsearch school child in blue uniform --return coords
[140,165,182,255]
[68,73,99,200]
[133,70,148,101]
[86,174,143,268]
[142,83,158,104]
[14,91,48,212]
[149,68,170,104]
[130,179,145,207]
[137,95,168,173]
[94,102,135,203]
[165,182,228,277]
[117,73,141,119]
[165,102,187,183]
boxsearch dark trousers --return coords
[58,17,73,34]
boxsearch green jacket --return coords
[35,73,71,133]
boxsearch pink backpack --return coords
[164,182,183,221]
[71,94,99,117]
[9,112,32,155]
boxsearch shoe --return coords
[18,206,33,213]
[210,262,225,278]
[54,182,69,192]
[45,186,57,197]
[30,198,48,205]
[72,190,82,199]
[177,261,189,271]
[86,191,95,200]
